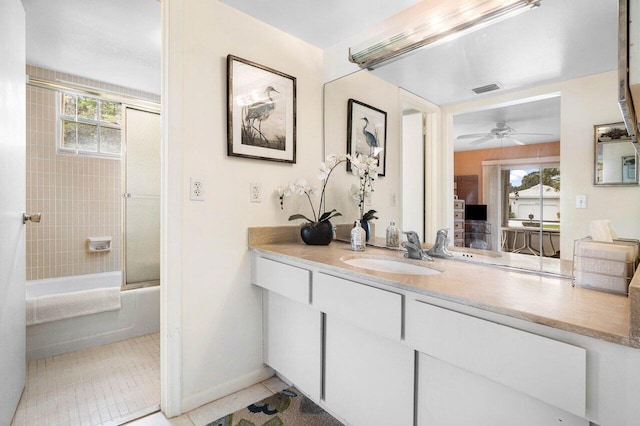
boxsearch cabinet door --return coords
[324,315,414,426]
[417,353,588,426]
[264,291,322,401]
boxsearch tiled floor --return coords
[126,376,291,426]
[11,333,160,426]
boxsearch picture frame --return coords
[594,122,638,185]
[227,55,296,163]
[346,99,387,176]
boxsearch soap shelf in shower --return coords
[87,237,112,253]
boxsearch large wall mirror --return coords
[324,0,640,276]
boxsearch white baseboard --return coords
[181,365,274,413]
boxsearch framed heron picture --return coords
[227,55,296,163]
[346,99,387,176]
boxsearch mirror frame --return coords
[594,122,639,186]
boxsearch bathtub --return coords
[26,272,160,361]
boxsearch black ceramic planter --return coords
[300,221,333,245]
[361,219,371,242]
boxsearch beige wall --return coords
[454,142,560,201]
[167,0,325,411]
[25,65,159,280]
[324,70,402,236]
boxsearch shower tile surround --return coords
[25,66,160,281]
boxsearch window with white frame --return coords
[58,92,122,157]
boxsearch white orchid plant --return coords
[277,154,348,225]
[277,153,379,225]
[348,155,379,222]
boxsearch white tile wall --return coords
[25,65,160,281]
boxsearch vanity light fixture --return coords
[349,0,541,70]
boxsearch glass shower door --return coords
[123,108,160,288]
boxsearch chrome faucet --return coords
[402,231,433,261]
[426,228,454,259]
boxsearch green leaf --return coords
[322,212,342,222]
[319,209,339,222]
[288,214,314,223]
[362,209,378,221]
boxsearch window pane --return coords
[77,123,98,152]
[100,101,122,125]
[62,120,77,150]
[63,94,76,116]
[101,127,121,154]
[77,96,97,120]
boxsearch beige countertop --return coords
[249,226,639,348]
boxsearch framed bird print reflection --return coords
[347,99,387,176]
[227,55,296,163]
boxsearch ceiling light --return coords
[349,0,541,70]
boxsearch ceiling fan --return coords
[456,122,551,146]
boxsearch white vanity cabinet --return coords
[407,300,589,425]
[253,251,640,425]
[316,273,414,426]
[254,257,322,401]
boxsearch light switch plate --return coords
[575,194,587,209]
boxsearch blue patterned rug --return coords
[207,387,343,426]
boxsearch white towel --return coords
[26,287,121,326]
[589,220,617,242]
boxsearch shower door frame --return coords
[121,106,162,291]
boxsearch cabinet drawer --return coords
[454,210,464,220]
[314,273,402,341]
[254,257,310,304]
[454,199,465,210]
[406,300,586,417]
[454,220,464,230]
[454,230,464,240]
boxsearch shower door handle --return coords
[22,212,42,224]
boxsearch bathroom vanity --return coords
[250,228,640,426]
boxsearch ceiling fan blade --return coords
[457,133,492,139]
[469,136,495,145]
[512,132,553,136]
[504,137,526,145]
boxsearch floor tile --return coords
[122,411,195,426]
[11,333,160,426]
[261,375,290,394]
[187,383,273,426]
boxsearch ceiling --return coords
[453,96,561,152]
[23,0,161,95]
[371,0,617,106]
[218,0,422,48]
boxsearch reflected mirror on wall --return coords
[594,122,639,185]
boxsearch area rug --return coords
[206,387,344,426]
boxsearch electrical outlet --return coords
[575,194,587,209]
[250,182,261,203]
[190,178,204,201]
[391,193,397,207]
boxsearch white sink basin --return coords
[343,257,441,276]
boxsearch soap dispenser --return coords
[351,220,366,251]
[386,220,400,247]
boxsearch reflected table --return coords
[501,227,560,257]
